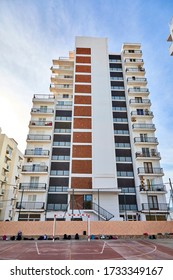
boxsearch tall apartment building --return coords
[167,17,173,55]
[15,37,168,222]
[0,128,23,220]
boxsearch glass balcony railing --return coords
[47,203,68,211]
[25,149,50,156]
[29,121,52,126]
[131,110,153,117]
[50,170,69,176]
[49,186,68,192]
[132,123,155,130]
[27,134,51,141]
[31,108,54,113]
[141,203,168,211]
[22,165,48,172]
[137,167,163,175]
[134,137,158,143]
[19,183,47,190]
[16,202,45,210]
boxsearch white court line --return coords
[35,242,41,255]
[105,240,157,259]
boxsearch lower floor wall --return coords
[0,221,173,237]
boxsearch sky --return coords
[0,0,173,185]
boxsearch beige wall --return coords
[0,221,173,237]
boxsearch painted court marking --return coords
[35,242,40,255]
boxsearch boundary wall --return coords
[0,221,173,237]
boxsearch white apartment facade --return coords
[14,37,168,222]
[0,128,23,220]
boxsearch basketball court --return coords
[0,239,173,260]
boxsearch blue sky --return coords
[0,0,173,184]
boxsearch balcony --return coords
[49,186,68,192]
[53,141,71,147]
[22,165,48,173]
[47,203,68,211]
[124,58,144,65]
[50,170,69,176]
[136,151,161,159]
[128,88,149,95]
[19,183,47,191]
[52,155,70,161]
[27,134,51,141]
[134,137,158,144]
[51,74,73,84]
[16,202,45,210]
[32,94,55,102]
[55,116,72,121]
[54,129,71,134]
[141,203,169,211]
[29,120,52,127]
[132,123,156,131]
[137,167,164,176]
[125,67,145,75]
[129,99,151,105]
[51,66,74,75]
[31,108,54,114]
[127,77,147,85]
[123,50,142,57]
[50,84,73,93]
[25,149,50,157]
[119,204,137,211]
[131,110,153,118]
[109,68,123,72]
[111,86,124,90]
[117,171,134,177]
[139,184,166,192]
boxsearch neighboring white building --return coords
[0,128,23,220]
[14,37,168,222]
[167,17,173,56]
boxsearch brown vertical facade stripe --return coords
[73,132,92,143]
[74,95,91,104]
[75,65,91,73]
[72,160,92,174]
[75,84,91,93]
[72,145,92,158]
[71,177,92,189]
[74,106,91,116]
[75,75,91,83]
[73,118,91,129]
[76,56,91,64]
[76,48,91,55]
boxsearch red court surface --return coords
[0,239,173,260]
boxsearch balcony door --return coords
[142,147,150,157]
[148,196,158,210]
[144,162,153,173]
[30,177,39,188]
[140,133,147,142]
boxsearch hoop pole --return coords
[87,215,90,242]
[53,214,56,242]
